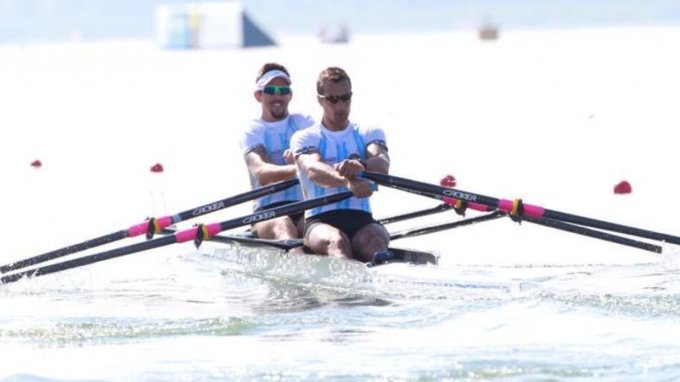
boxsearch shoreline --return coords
[2,23,680,50]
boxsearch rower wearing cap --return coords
[240,63,315,242]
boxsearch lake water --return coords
[2,21,680,381]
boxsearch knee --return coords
[307,228,351,256]
[353,224,390,257]
[325,232,351,251]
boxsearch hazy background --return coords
[2,0,680,44]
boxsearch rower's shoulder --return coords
[289,113,316,130]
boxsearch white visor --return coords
[256,69,291,90]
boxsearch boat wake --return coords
[200,243,524,301]
[198,242,680,311]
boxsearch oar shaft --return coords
[0,178,299,274]
[0,236,178,284]
[1,190,352,285]
[389,211,504,241]
[363,172,493,212]
[364,172,499,207]
[169,178,299,226]
[524,217,662,253]
[364,172,680,246]
[127,178,299,237]
[379,204,452,225]
[0,230,128,274]
[540,209,680,245]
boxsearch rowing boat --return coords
[2,172,678,286]
[205,231,439,267]
[197,231,528,297]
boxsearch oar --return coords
[522,216,662,253]
[0,178,299,274]
[389,211,506,240]
[199,204,462,250]
[388,211,662,253]
[201,210,506,252]
[378,203,452,224]
[0,190,352,285]
[363,172,680,246]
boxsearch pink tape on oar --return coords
[175,223,222,243]
[468,202,491,212]
[127,221,151,237]
[498,199,513,214]
[498,199,545,218]
[153,216,174,231]
[175,227,199,243]
[523,204,545,218]
[442,196,457,205]
[127,216,176,237]
[202,223,222,238]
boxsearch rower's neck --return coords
[322,117,348,132]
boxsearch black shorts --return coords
[255,201,304,228]
[304,209,377,240]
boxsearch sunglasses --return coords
[318,93,352,104]
[262,85,292,95]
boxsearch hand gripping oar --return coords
[0,178,299,274]
[362,172,680,246]
[0,190,353,285]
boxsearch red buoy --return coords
[30,159,42,168]
[613,180,632,194]
[150,163,164,173]
[440,174,457,188]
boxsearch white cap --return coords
[256,69,291,90]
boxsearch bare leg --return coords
[253,216,301,240]
[351,223,390,263]
[254,216,304,254]
[305,223,353,259]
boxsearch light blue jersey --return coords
[240,113,315,210]
[290,121,387,218]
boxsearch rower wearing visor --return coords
[240,63,315,242]
[291,66,391,263]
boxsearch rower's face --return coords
[318,79,351,127]
[257,77,292,121]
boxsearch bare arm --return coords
[245,146,297,186]
[296,152,348,188]
[365,142,390,174]
[297,152,374,198]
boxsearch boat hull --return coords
[207,232,439,266]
